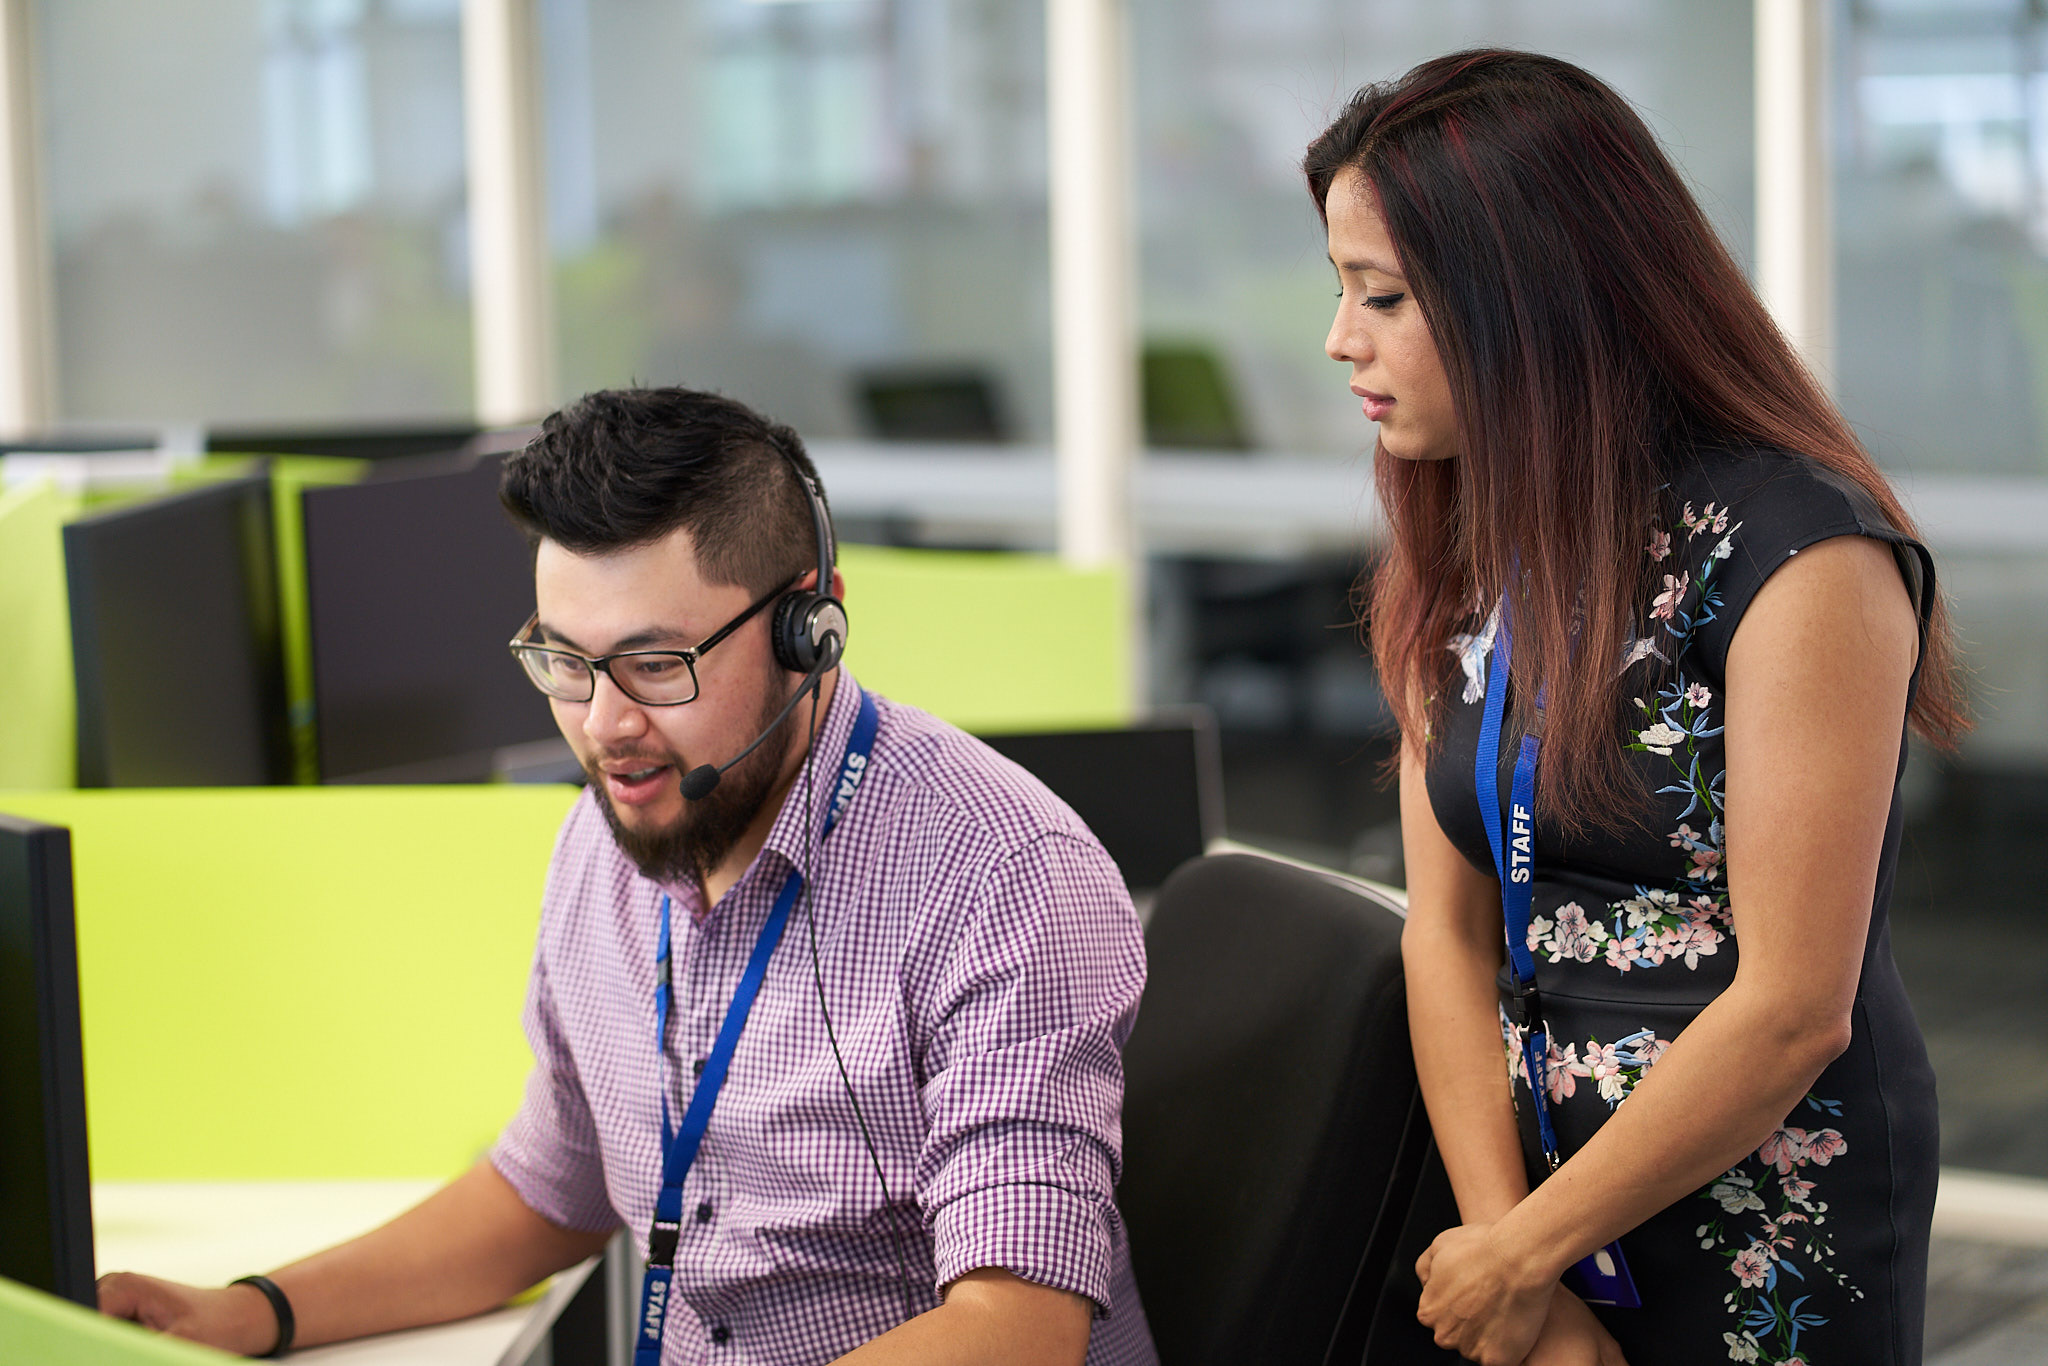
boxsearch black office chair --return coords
[1119,852,1459,1365]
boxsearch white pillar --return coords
[1046,0,1136,572]
[0,0,53,438]
[463,0,552,427]
[1755,0,1833,386]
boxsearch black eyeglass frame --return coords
[508,581,787,706]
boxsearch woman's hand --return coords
[1414,1222,1555,1365]
[1523,1287,1629,1366]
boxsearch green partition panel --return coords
[0,1275,234,1365]
[0,786,579,1181]
[0,482,79,789]
[837,544,1130,732]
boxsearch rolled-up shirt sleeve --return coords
[913,831,1146,1316]
[490,950,620,1234]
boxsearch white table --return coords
[92,1181,569,1365]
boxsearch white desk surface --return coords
[93,1181,541,1365]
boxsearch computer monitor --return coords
[0,813,94,1306]
[856,368,1008,442]
[206,424,479,462]
[303,453,557,783]
[979,710,1225,892]
[64,476,294,787]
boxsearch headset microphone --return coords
[677,633,841,801]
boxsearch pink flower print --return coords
[1780,1175,1816,1204]
[1640,1034,1672,1066]
[1652,570,1691,621]
[1584,1041,1627,1102]
[1688,846,1723,882]
[1730,1243,1771,1287]
[1683,501,1729,536]
[1545,1041,1579,1103]
[1803,1129,1848,1166]
[1684,682,1712,708]
[1759,1127,1809,1175]
[1647,528,1672,561]
[1502,1020,1531,1089]
[1676,922,1722,969]
[1670,822,1702,849]
[1549,901,1606,963]
[1603,936,1634,973]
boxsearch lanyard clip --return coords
[1507,976,1542,1030]
[647,1219,681,1269]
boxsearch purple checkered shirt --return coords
[491,670,1159,1365]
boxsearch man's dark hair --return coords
[499,387,824,596]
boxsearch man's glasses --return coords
[508,583,784,707]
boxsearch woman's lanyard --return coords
[634,685,881,1366]
[1471,614,1641,1309]
[1472,610,1561,1166]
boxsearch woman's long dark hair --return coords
[1305,49,1965,833]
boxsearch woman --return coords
[1305,51,1962,1366]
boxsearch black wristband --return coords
[229,1275,295,1359]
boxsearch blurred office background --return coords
[6,0,2047,1306]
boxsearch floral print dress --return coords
[1425,445,1940,1366]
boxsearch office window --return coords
[1837,0,2048,475]
[1130,0,1756,458]
[37,0,473,426]
[540,0,1051,442]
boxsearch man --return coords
[98,388,1158,1365]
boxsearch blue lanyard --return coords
[1472,608,1562,1166]
[634,685,881,1365]
[1473,610,1642,1307]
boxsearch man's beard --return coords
[586,682,798,887]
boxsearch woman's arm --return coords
[1414,534,1920,1364]
[1400,735,1530,1226]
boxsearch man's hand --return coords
[96,1162,610,1353]
[1414,1222,1554,1366]
[97,1273,280,1356]
[1523,1287,1629,1366]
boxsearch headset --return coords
[676,458,848,802]
[676,442,922,1323]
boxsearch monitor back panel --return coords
[64,476,293,787]
[304,455,553,782]
[0,814,94,1305]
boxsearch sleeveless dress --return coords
[1423,443,1939,1366]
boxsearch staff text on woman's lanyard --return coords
[635,685,881,1365]
[1474,612,1640,1309]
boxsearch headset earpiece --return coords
[771,590,847,674]
[768,467,846,675]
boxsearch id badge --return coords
[1563,1239,1641,1308]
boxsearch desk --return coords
[92,1182,552,1365]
